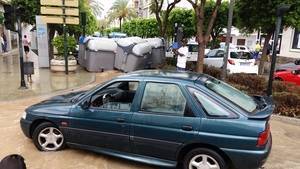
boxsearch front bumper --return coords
[222,136,272,169]
[20,118,32,138]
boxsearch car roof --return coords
[117,70,206,83]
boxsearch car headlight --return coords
[22,112,27,119]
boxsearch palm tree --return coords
[89,0,104,17]
[108,0,136,31]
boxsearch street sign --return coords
[41,16,79,25]
[40,0,79,7]
[41,7,79,16]
[40,0,79,74]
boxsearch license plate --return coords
[240,62,251,66]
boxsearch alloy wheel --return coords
[189,154,220,169]
[38,127,64,151]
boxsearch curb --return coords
[271,114,300,126]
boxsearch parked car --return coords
[204,49,258,74]
[236,45,251,53]
[274,68,300,86]
[20,70,273,169]
[166,42,210,61]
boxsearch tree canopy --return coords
[108,0,136,31]
[11,0,40,25]
[150,0,181,38]
[236,0,300,34]
[122,18,159,38]
[168,8,196,39]
[236,0,300,74]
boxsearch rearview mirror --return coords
[81,100,90,110]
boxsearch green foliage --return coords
[52,35,77,57]
[108,0,137,30]
[168,8,196,38]
[205,1,229,48]
[104,27,121,35]
[11,0,40,24]
[73,10,98,35]
[236,0,300,33]
[123,18,159,38]
[0,12,4,24]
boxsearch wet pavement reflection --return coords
[0,54,95,101]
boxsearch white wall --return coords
[231,34,257,50]
[280,28,300,58]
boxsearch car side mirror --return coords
[81,100,90,110]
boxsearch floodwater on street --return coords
[0,53,95,101]
[0,71,299,169]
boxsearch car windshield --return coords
[206,49,219,57]
[203,77,257,112]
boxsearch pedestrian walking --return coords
[23,35,31,60]
[22,35,32,83]
[267,42,272,62]
[1,33,7,53]
[254,41,261,65]
[175,38,189,71]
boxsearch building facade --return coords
[280,28,300,58]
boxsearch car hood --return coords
[26,91,86,115]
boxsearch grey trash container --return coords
[122,42,152,72]
[115,37,145,70]
[24,62,34,75]
[78,44,86,66]
[85,38,117,72]
[146,38,165,68]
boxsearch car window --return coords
[140,82,186,115]
[206,49,219,57]
[240,47,246,50]
[237,52,252,59]
[203,77,257,113]
[189,88,236,117]
[230,52,239,59]
[90,81,139,111]
[188,44,198,52]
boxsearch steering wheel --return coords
[102,93,113,105]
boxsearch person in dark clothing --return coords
[1,33,7,52]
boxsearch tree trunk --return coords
[119,18,122,31]
[48,26,56,60]
[197,39,206,73]
[258,32,273,75]
[195,5,205,73]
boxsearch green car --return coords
[21,70,273,169]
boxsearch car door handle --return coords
[116,118,125,123]
[181,125,193,131]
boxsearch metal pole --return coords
[63,0,68,74]
[266,18,282,96]
[17,14,26,88]
[267,5,291,96]
[221,0,235,80]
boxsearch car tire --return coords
[32,122,65,151]
[183,148,228,169]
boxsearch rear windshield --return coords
[206,49,219,57]
[202,77,257,113]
